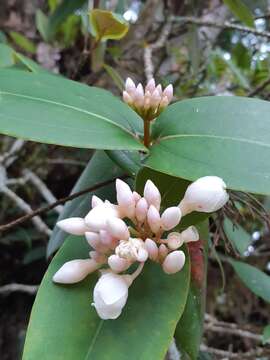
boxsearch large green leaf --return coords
[136,167,209,229]
[147,96,270,195]
[230,259,270,302]
[175,221,209,360]
[223,218,252,256]
[23,236,190,359]
[223,0,254,27]
[47,151,125,256]
[0,70,145,151]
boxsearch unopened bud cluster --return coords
[123,78,173,120]
[53,176,228,320]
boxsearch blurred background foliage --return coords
[1,0,270,359]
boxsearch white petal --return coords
[147,205,161,233]
[143,180,161,210]
[145,238,158,260]
[132,191,141,203]
[179,176,229,215]
[91,195,103,208]
[53,259,98,284]
[156,84,162,95]
[85,204,119,231]
[136,247,148,262]
[106,217,130,240]
[162,251,185,274]
[167,232,184,250]
[108,255,131,273]
[181,226,199,243]
[116,179,135,218]
[125,77,136,93]
[57,217,88,235]
[135,197,148,222]
[162,84,173,102]
[161,207,182,230]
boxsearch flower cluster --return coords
[122,78,173,120]
[53,176,229,320]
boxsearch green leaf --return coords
[0,70,145,151]
[175,221,209,360]
[23,236,190,359]
[147,96,270,195]
[223,0,254,27]
[36,9,50,42]
[0,43,15,67]
[103,64,124,91]
[136,167,210,229]
[9,31,36,54]
[223,218,252,256]
[106,150,142,177]
[13,52,48,73]
[47,151,125,256]
[263,324,270,344]
[230,259,270,302]
[89,9,129,41]
[47,0,86,40]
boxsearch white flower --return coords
[162,251,185,274]
[57,217,89,235]
[167,232,183,250]
[144,180,161,210]
[179,176,229,215]
[53,259,100,284]
[84,202,119,231]
[92,271,132,320]
[180,226,199,243]
[115,238,148,262]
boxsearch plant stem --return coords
[143,120,150,147]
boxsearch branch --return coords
[200,344,267,359]
[248,77,270,97]
[173,16,270,39]
[0,283,38,295]
[0,175,128,233]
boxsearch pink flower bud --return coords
[147,205,161,233]
[132,191,141,203]
[159,244,169,261]
[143,180,161,210]
[162,251,185,274]
[161,207,182,230]
[125,77,136,93]
[116,179,135,218]
[151,89,161,108]
[99,230,116,249]
[145,238,158,260]
[135,197,148,222]
[162,84,173,102]
[159,96,169,109]
[91,195,103,208]
[156,84,162,95]
[57,217,88,235]
[180,226,199,243]
[179,176,229,215]
[106,217,130,240]
[53,259,99,284]
[108,254,131,273]
[145,78,156,93]
[167,232,184,250]
[123,90,133,105]
[84,204,119,231]
[136,247,148,262]
[85,232,108,252]
[134,84,144,107]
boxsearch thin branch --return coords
[200,344,267,359]
[0,175,128,233]
[1,186,52,236]
[248,77,270,97]
[173,16,270,39]
[205,323,262,342]
[0,283,38,295]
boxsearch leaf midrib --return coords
[156,133,270,148]
[0,90,138,139]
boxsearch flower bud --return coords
[106,217,130,240]
[167,232,184,250]
[143,180,161,210]
[108,254,131,273]
[181,226,199,243]
[162,251,185,274]
[147,205,161,233]
[53,259,99,284]
[99,230,116,249]
[85,232,108,253]
[156,84,162,95]
[123,90,133,105]
[145,238,158,261]
[125,77,136,94]
[162,84,173,102]
[132,191,141,203]
[85,203,119,231]
[179,176,229,215]
[135,197,148,222]
[159,244,169,262]
[136,247,148,262]
[161,207,182,231]
[91,195,103,208]
[92,272,132,319]
[151,89,161,108]
[159,96,169,109]
[57,217,88,235]
[134,84,144,107]
[116,179,135,218]
[145,78,156,94]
